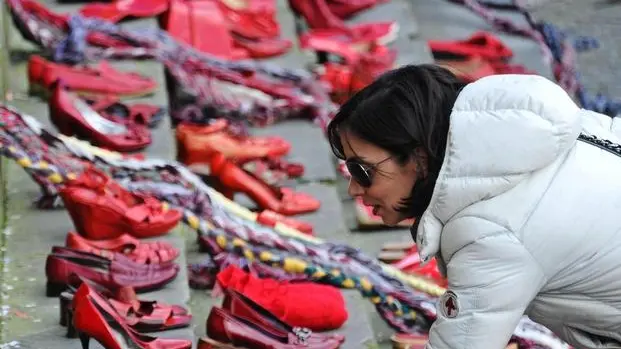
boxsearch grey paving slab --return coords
[410,0,553,80]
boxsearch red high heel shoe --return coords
[209,152,320,216]
[59,276,189,336]
[288,0,398,46]
[79,0,169,23]
[176,119,290,164]
[60,167,182,239]
[200,307,341,348]
[65,231,179,264]
[378,243,447,287]
[45,247,179,297]
[72,283,192,349]
[49,84,152,152]
[28,55,157,98]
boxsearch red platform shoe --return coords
[209,153,320,216]
[60,167,182,239]
[28,55,157,98]
[65,231,179,264]
[49,84,152,152]
[71,283,192,349]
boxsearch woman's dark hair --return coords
[327,64,465,218]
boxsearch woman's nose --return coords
[348,178,365,197]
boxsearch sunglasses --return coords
[345,156,392,188]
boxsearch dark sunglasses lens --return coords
[346,162,372,187]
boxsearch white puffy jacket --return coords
[417,74,621,349]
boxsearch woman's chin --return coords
[381,212,410,227]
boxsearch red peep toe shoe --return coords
[65,231,179,264]
[72,283,192,349]
[209,153,320,216]
[60,167,182,239]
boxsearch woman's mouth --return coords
[372,205,380,216]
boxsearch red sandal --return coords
[65,231,179,264]
[84,94,165,128]
[60,166,182,239]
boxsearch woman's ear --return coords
[413,147,429,178]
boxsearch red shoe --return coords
[60,167,182,239]
[79,0,169,23]
[176,119,290,165]
[28,55,157,98]
[49,84,152,152]
[209,153,320,216]
[222,289,343,343]
[65,231,179,264]
[428,31,513,61]
[160,0,249,60]
[45,248,179,297]
[256,210,314,235]
[216,0,280,40]
[72,283,192,349]
[378,244,447,287]
[232,34,293,59]
[84,94,165,128]
[288,0,398,46]
[200,308,341,348]
[61,290,191,335]
[328,0,378,19]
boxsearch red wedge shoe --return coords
[60,167,182,239]
[65,231,179,264]
[49,84,152,152]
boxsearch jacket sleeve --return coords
[426,232,547,349]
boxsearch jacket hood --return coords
[415,74,582,263]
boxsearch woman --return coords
[327,64,621,349]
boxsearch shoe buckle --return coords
[292,327,312,345]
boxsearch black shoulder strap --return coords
[578,133,621,157]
